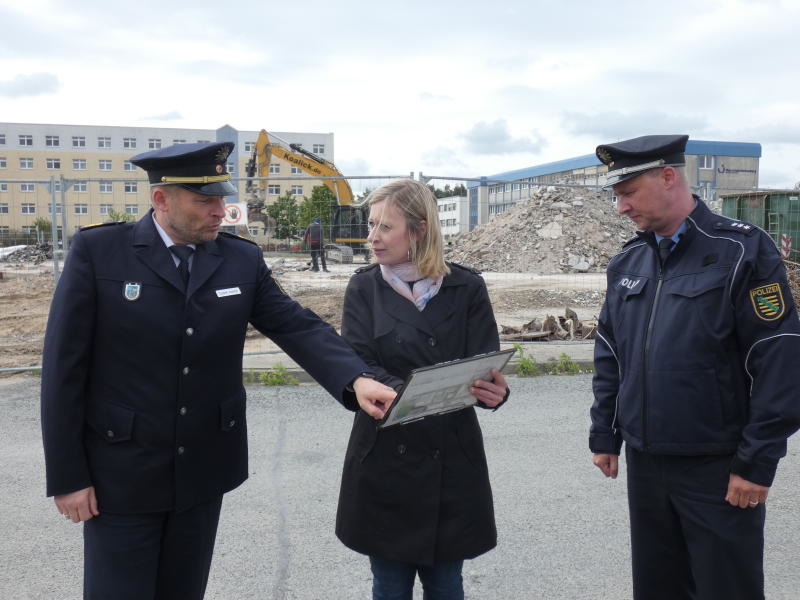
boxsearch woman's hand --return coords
[470,368,509,408]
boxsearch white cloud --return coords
[0,72,60,97]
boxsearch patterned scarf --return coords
[380,262,443,312]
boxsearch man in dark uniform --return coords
[40,141,395,599]
[304,217,328,272]
[589,134,800,599]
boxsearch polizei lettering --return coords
[618,277,641,290]
[281,151,323,176]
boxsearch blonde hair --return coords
[367,179,450,278]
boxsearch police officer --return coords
[589,134,800,599]
[41,141,395,599]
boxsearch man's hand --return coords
[470,368,508,408]
[353,377,397,420]
[593,453,619,479]
[55,486,99,523]
[725,474,770,509]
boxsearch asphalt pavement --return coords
[2,375,798,599]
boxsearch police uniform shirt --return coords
[151,211,195,271]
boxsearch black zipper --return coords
[642,249,666,450]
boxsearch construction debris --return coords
[0,244,53,264]
[444,186,635,273]
[500,307,597,342]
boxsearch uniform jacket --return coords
[41,210,368,513]
[336,263,502,565]
[590,198,800,486]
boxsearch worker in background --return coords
[305,217,328,272]
[590,134,800,599]
[40,141,396,600]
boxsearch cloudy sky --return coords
[1,0,798,187]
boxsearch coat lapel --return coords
[132,213,184,292]
[187,239,223,298]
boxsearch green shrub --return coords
[547,353,581,375]
[513,344,541,377]
[259,364,300,386]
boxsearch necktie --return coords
[170,245,194,289]
[658,238,675,265]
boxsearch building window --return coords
[46,158,61,169]
[0,134,5,145]
[269,164,280,174]
[19,134,33,146]
[0,157,5,168]
[99,159,112,171]
[291,185,303,195]
[22,225,37,234]
[312,144,325,153]
[99,203,113,215]
[21,202,36,212]
[173,139,186,144]
[20,157,33,169]
[148,138,161,149]
[227,162,235,174]
[72,136,86,147]
[124,182,138,193]
[248,226,259,236]
[0,203,8,212]
[290,166,302,175]
[97,136,111,148]
[45,135,60,147]
[245,142,255,153]
[73,182,87,193]
[49,180,62,193]
[125,204,139,215]
[47,203,63,214]
[74,203,89,215]
[267,184,280,195]
[197,139,210,144]
[699,155,715,169]
[124,160,136,172]
[0,184,7,193]
[73,159,87,170]
[99,182,113,193]
[123,137,137,149]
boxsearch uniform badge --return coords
[215,146,231,163]
[749,283,785,321]
[124,282,142,301]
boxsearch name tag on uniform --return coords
[216,287,241,298]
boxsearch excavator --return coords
[245,129,369,263]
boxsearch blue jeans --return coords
[369,556,464,600]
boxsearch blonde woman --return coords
[336,179,509,599]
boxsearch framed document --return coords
[379,348,515,429]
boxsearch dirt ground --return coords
[0,256,608,370]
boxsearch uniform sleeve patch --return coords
[749,283,785,321]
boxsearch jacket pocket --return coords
[86,402,135,444]
[219,393,245,432]
[351,411,379,462]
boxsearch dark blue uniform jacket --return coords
[41,211,367,512]
[591,198,800,487]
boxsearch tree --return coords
[32,217,52,234]
[107,208,135,223]
[266,192,300,240]
[298,185,337,229]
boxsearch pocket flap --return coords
[668,270,728,298]
[86,403,135,443]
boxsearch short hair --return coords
[367,179,450,278]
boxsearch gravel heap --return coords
[445,186,636,273]
[0,244,53,264]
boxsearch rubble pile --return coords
[787,261,800,308]
[500,307,597,342]
[444,187,635,273]
[0,244,53,264]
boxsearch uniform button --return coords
[228,419,236,428]
[106,430,115,439]
[185,327,194,336]
[179,406,187,416]
[395,335,403,344]
[182,367,190,375]
[428,337,437,346]
[177,446,185,455]
[432,449,440,459]
[397,444,407,455]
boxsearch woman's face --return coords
[367,200,412,266]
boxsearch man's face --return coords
[613,169,671,234]
[155,186,226,245]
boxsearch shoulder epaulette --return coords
[218,231,259,246]
[448,261,482,275]
[354,263,379,274]
[80,221,125,231]
[713,219,759,236]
